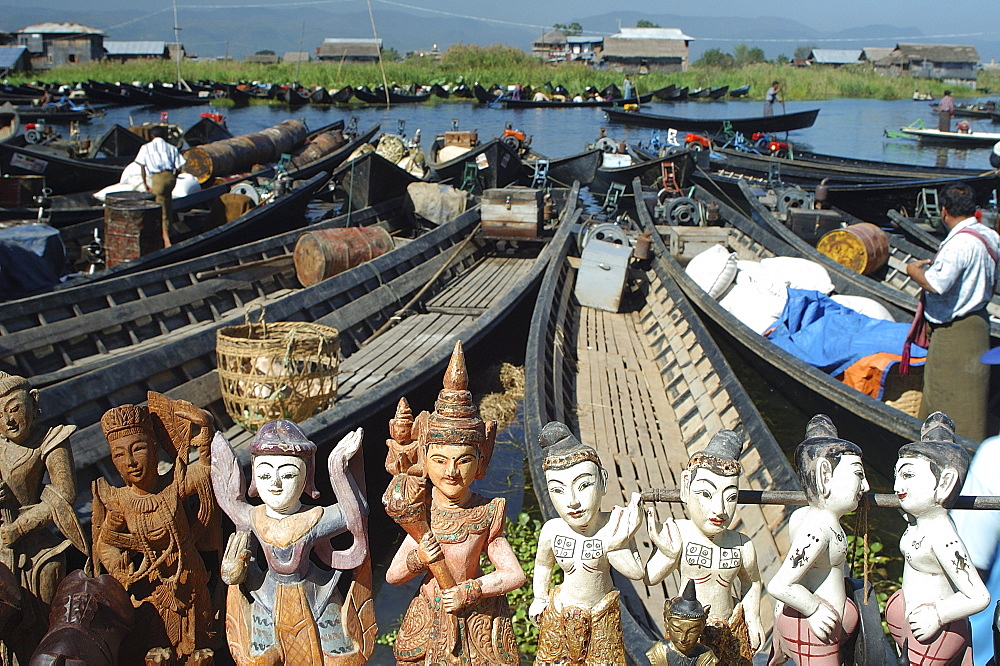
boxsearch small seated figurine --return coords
[647,580,719,666]
[212,421,373,665]
[768,415,869,666]
[384,341,526,665]
[529,421,643,665]
[646,430,765,665]
[887,411,989,664]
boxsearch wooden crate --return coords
[443,130,477,149]
[481,187,543,240]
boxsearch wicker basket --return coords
[216,320,339,432]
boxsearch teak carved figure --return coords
[887,412,989,664]
[384,340,526,665]
[647,579,719,666]
[212,420,374,665]
[0,371,88,664]
[529,421,643,666]
[767,415,869,666]
[92,392,220,666]
[645,430,765,665]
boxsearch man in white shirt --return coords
[906,182,999,440]
[133,125,185,247]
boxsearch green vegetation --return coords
[552,22,583,36]
[636,20,661,28]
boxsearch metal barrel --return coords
[182,119,308,183]
[816,222,889,275]
[103,200,163,267]
[293,226,395,287]
[261,119,308,156]
[289,131,344,169]
[0,175,45,206]
[103,190,154,205]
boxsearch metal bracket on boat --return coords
[459,162,481,193]
[81,227,104,274]
[530,159,550,189]
[601,183,626,215]
[915,188,942,227]
[345,116,359,140]
[767,162,783,189]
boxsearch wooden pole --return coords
[641,488,1000,511]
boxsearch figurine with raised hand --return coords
[645,429,765,665]
[887,411,989,664]
[647,579,719,666]
[529,421,643,665]
[767,415,869,666]
[212,421,374,664]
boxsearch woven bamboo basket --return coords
[216,319,339,432]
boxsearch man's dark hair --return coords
[772,80,779,86]
[149,125,169,140]
[944,90,952,96]
[939,182,977,218]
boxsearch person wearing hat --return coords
[646,429,765,665]
[767,415,869,666]
[647,580,719,665]
[906,181,999,441]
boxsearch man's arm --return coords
[906,259,938,293]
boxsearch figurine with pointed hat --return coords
[385,341,525,664]
[768,415,869,666]
[645,429,765,665]
[529,421,643,665]
[886,411,989,664]
[647,579,719,665]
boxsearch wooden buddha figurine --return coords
[212,420,374,664]
[887,411,989,664]
[384,340,526,665]
[92,393,219,665]
[647,579,719,666]
[645,429,765,665]
[530,420,643,665]
[767,415,870,666]
[0,370,88,663]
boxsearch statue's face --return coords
[545,460,605,533]
[666,615,706,655]
[426,443,480,500]
[894,456,940,516]
[109,433,158,492]
[683,467,738,537]
[0,390,36,445]
[825,453,869,514]
[253,455,307,514]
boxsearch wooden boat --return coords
[523,191,797,661]
[893,123,1000,147]
[523,148,602,187]
[89,123,147,158]
[887,210,945,251]
[81,82,144,106]
[182,116,233,148]
[472,83,495,104]
[0,140,127,194]
[429,84,450,99]
[34,184,580,477]
[282,86,311,107]
[137,85,212,108]
[330,86,354,103]
[689,87,711,99]
[13,105,100,124]
[932,102,1000,122]
[652,84,677,101]
[426,137,525,191]
[352,86,430,105]
[309,87,333,105]
[500,89,661,109]
[330,150,421,211]
[707,85,729,99]
[729,84,751,98]
[591,150,695,196]
[606,107,821,134]
[451,83,474,99]
[0,102,18,142]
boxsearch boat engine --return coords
[81,228,105,274]
[775,186,813,215]
[654,194,702,226]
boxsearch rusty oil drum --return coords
[182,119,308,183]
[816,222,889,275]
[293,226,394,287]
[104,190,155,205]
[104,200,163,267]
[289,131,345,169]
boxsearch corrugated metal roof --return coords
[567,35,604,44]
[610,27,694,41]
[861,47,893,62]
[15,23,104,36]
[895,43,980,63]
[104,41,165,56]
[321,38,382,46]
[0,46,28,68]
[810,49,862,64]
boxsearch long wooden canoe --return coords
[499,87,663,109]
[606,107,821,134]
[330,150,421,211]
[522,148,602,188]
[427,137,525,191]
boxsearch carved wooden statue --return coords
[212,420,374,664]
[767,415,869,666]
[92,392,220,665]
[647,580,719,666]
[646,429,765,665]
[888,411,989,664]
[0,370,89,663]
[384,340,526,664]
[529,421,643,665]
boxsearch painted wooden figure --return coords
[646,429,765,665]
[529,421,643,665]
[647,579,719,666]
[212,421,374,664]
[767,414,870,666]
[384,340,526,665]
[887,411,989,664]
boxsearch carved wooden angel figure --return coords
[647,580,719,666]
[887,411,989,664]
[212,420,374,665]
[0,370,89,663]
[384,340,526,664]
[92,392,220,665]
[767,415,870,666]
[529,421,643,665]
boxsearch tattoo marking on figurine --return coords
[832,530,845,543]
[581,539,604,560]
[911,535,924,550]
[952,551,972,584]
[553,534,576,559]
[685,543,713,567]
[719,547,740,569]
[790,535,820,569]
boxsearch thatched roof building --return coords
[884,43,980,81]
[600,27,692,73]
[316,38,381,62]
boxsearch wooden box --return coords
[481,187,543,240]
[786,208,845,245]
[443,130,477,149]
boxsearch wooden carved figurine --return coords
[645,429,765,665]
[647,580,719,666]
[767,415,869,666]
[384,340,526,665]
[887,411,989,664]
[92,392,220,665]
[212,421,374,664]
[0,370,89,663]
[529,421,643,665]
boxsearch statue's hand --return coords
[646,508,681,561]
[0,481,10,504]
[221,530,252,586]
[441,578,482,613]
[417,532,443,565]
[601,492,642,551]
[737,601,766,651]
[908,603,942,643]
[330,427,363,472]
[528,597,548,626]
[805,601,839,643]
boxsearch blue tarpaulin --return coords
[0,224,66,299]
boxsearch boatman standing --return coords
[938,90,955,132]
[134,125,185,248]
[905,182,999,441]
[763,81,781,117]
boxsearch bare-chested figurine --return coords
[529,421,643,665]
[768,415,869,666]
[887,411,989,664]
[646,429,765,665]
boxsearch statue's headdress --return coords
[666,580,707,621]
[794,414,863,503]
[248,419,319,499]
[539,421,601,471]
[101,404,153,443]
[0,371,31,398]
[688,429,743,476]
[898,411,969,509]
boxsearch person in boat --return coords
[646,429,766,665]
[623,75,634,100]
[764,81,781,117]
[767,415,869,666]
[529,421,644,665]
[572,93,584,103]
[939,90,956,131]
[887,411,989,665]
[133,124,186,249]
[905,182,1000,441]
[533,89,550,102]
[647,580,719,666]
